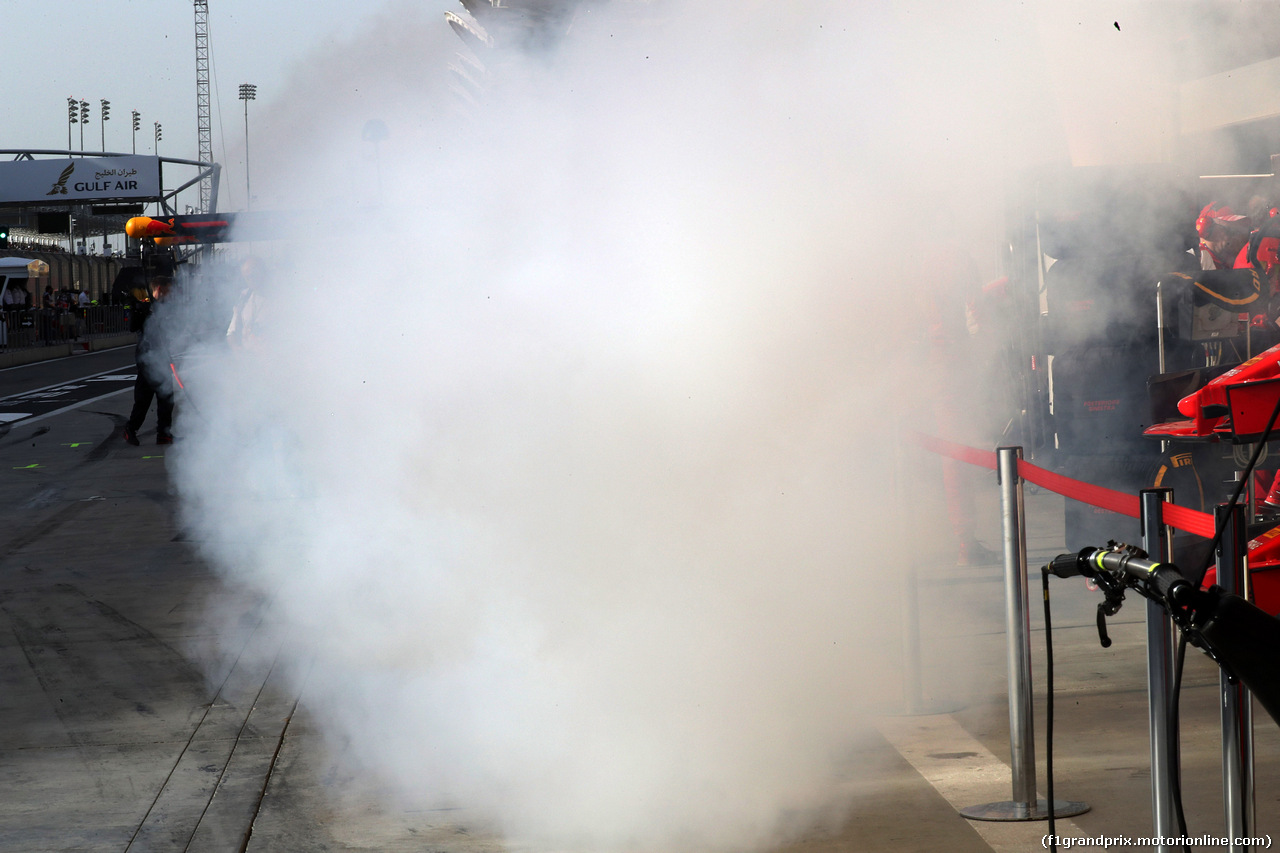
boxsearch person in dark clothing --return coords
[122,276,175,446]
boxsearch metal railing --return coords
[0,305,133,351]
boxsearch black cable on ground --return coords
[1170,632,1190,853]
[1042,567,1058,853]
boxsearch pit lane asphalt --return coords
[0,348,139,429]
[1,347,1279,852]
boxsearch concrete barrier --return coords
[0,334,134,368]
[0,343,74,369]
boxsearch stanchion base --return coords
[960,798,1091,822]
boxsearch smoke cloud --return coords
[154,1,1205,850]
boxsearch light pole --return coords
[131,110,140,155]
[154,122,162,155]
[67,97,77,151]
[79,100,88,152]
[100,100,110,152]
[239,83,256,210]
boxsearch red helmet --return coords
[1196,202,1250,237]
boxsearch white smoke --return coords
[158,0,1195,850]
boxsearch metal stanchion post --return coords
[961,446,1088,822]
[1216,502,1255,851]
[1140,489,1180,851]
[893,431,957,717]
[1001,445,1035,813]
[891,433,924,715]
[898,557,961,716]
[891,431,927,715]
[901,559,925,714]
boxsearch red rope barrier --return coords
[912,433,1217,539]
[913,433,997,471]
[1015,459,1141,519]
[1161,502,1217,539]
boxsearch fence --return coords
[0,305,133,352]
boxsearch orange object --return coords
[124,216,174,239]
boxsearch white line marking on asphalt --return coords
[4,388,133,428]
[0,362,135,401]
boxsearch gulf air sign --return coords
[0,156,162,205]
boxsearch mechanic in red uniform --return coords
[1197,203,1251,271]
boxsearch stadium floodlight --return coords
[67,97,78,151]
[239,83,257,210]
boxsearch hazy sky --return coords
[3,0,395,201]
[4,1,1256,219]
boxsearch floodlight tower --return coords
[194,0,213,212]
[239,83,256,211]
[67,97,78,151]
[100,100,110,151]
